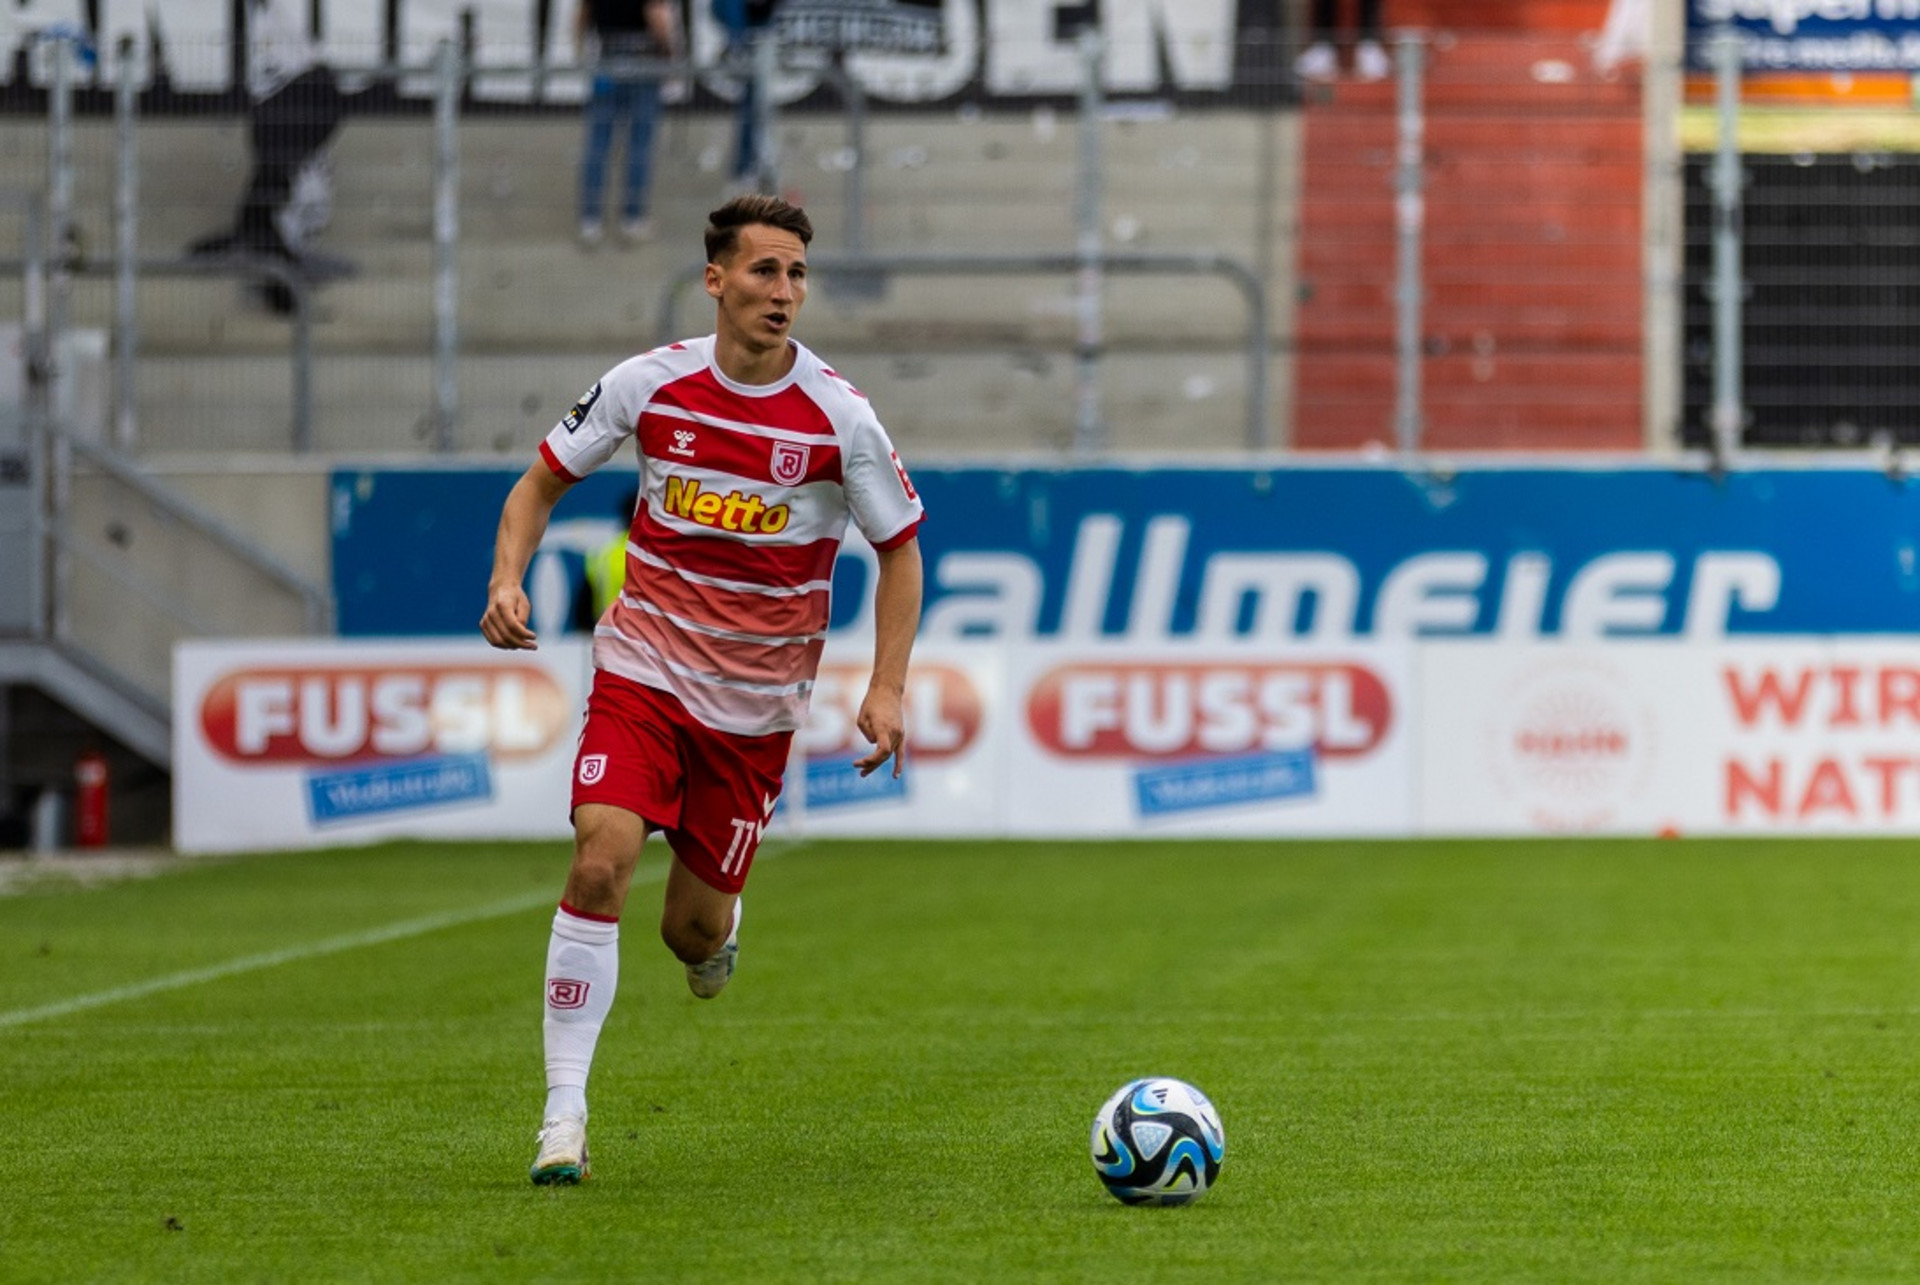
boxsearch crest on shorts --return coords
[577,754,608,785]
[770,441,810,486]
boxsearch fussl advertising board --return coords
[174,640,592,853]
[796,644,1005,834]
[1002,644,1410,835]
[802,641,1414,837]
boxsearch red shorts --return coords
[571,670,794,894]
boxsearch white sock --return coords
[543,903,619,1121]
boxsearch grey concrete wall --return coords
[0,104,1300,458]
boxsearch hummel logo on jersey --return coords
[560,382,602,434]
[770,441,810,485]
[578,754,608,785]
[670,429,696,457]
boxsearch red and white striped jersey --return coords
[539,336,924,737]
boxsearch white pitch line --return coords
[0,834,820,1033]
[0,879,629,1032]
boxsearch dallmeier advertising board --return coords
[331,465,1920,645]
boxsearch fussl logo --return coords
[200,665,571,764]
[801,663,982,761]
[1027,661,1391,758]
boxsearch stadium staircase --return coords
[1293,0,1643,451]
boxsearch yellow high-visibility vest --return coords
[585,535,627,619]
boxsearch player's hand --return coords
[854,685,905,778]
[480,582,538,650]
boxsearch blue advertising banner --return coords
[330,465,1920,643]
[1688,1,1920,71]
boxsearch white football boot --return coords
[1354,39,1391,83]
[530,1115,589,1185]
[1294,41,1338,83]
[685,900,741,999]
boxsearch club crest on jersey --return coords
[560,382,602,434]
[670,429,696,457]
[770,441,811,486]
[578,754,608,785]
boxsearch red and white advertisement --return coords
[1002,643,1417,836]
[794,642,1005,836]
[174,640,594,853]
[1419,641,1920,835]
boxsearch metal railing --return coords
[658,249,1272,450]
[22,27,1283,458]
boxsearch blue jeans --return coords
[729,36,761,181]
[579,72,662,224]
[732,68,759,180]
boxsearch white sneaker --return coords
[1294,41,1338,83]
[530,1115,589,1185]
[577,219,605,249]
[686,900,741,999]
[1355,39,1391,83]
[619,216,655,243]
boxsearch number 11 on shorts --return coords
[721,792,778,878]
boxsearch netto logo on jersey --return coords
[200,665,571,764]
[663,475,791,534]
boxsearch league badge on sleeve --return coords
[561,382,603,434]
[771,441,811,486]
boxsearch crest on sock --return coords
[547,978,590,1009]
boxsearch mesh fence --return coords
[0,3,1660,460]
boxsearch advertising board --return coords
[174,639,592,854]
[332,465,1920,644]
[797,640,1416,837]
[1420,641,1920,835]
[1688,0,1920,72]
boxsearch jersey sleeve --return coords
[840,399,924,550]
[538,354,657,482]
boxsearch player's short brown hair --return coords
[704,195,814,264]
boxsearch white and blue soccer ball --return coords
[1089,1077,1226,1206]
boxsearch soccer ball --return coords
[1089,1077,1226,1206]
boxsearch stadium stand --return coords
[1294,0,1643,450]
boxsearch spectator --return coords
[576,0,680,247]
[712,0,781,192]
[1296,0,1390,84]
[187,0,349,313]
[1593,0,1648,77]
[581,488,641,627]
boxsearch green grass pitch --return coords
[6,835,1920,1281]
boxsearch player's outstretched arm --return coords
[855,537,923,778]
[480,463,575,650]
